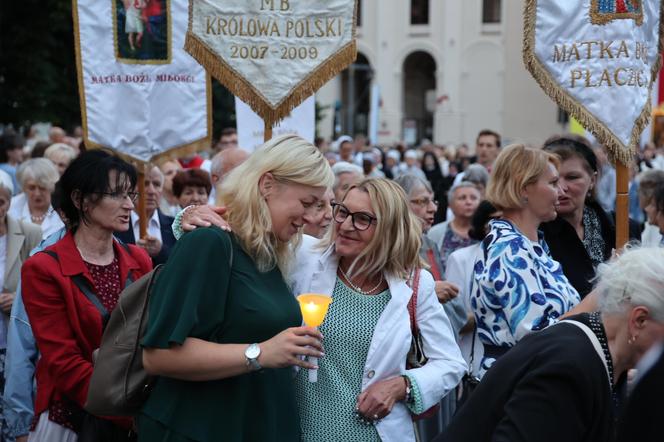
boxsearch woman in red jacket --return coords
[22,150,152,442]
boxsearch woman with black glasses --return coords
[21,150,153,441]
[290,178,465,442]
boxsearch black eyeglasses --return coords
[331,202,377,231]
[96,191,139,203]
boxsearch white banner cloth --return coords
[186,0,356,124]
[235,96,315,151]
[524,0,663,164]
[74,0,210,163]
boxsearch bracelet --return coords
[402,375,412,403]
[171,205,197,240]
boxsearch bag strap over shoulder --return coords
[41,250,111,326]
[406,268,421,336]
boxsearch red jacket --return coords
[22,231,152,420]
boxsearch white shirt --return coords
[641,222,663,247]
[445,244,483,375]
[8,193,65,240]
[290,235,466,442]
[131,210,162,243]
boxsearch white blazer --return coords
[289,236,466,442]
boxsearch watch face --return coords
[245,343,260,359]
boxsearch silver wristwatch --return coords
[245,343,262,372]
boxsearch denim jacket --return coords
[3,229,65,438]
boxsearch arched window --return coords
[410,0,429,25]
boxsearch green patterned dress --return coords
[294,277,391,442]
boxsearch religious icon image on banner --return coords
[591,0,643,26]
[113,0,172,64]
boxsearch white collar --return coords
[130,210,160,228]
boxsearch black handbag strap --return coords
[468,322,477,376]
[41,247,135,327]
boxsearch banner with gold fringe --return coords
[73,0,212,165]
[523,0,664,166]
[185,0,357,127]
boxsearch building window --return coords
[482,0,502,24]
[356,0,362,27]
[411,0,429,25]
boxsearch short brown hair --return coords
[486,144,559,210]
[476,129,501,148]
[172,169,212,197]
[637,169,664,204]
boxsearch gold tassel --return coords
[523,0,664,166]
[185,32,357,127]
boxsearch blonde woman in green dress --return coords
[138,135,334,442]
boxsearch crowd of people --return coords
[0,123,662,442]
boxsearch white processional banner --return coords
[524,0,664,165]
[74,0,211,163]
[185,0,357,126]
[235,96,315,151]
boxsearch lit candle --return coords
[297,294,332,327]
[296,293,332,382]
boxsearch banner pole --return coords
[137,164,148,239]
[264,120,272,143]
[615,161,629,250]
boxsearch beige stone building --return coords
[316,0,564,148]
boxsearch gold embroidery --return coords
[590,0,644,27]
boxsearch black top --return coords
[541,201,639,298]
[616,345,664,442]
[436,314,615,442]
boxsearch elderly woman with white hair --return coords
[43,143,77,176]
[438,246,664,442]
[0,170,41,441]
[331,161,364,202]
[9,158,64,240]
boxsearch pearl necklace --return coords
[30,209,49,223]
[337,265,384,295]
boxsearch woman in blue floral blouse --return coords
[470,144,580,377]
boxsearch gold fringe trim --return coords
[86,135,211,170]
[184,33,357,127]
[523,0,664,166]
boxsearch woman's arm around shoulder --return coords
[142,226,324,381]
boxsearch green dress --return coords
[138,227,302,442]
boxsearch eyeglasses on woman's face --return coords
[97,191,139,203]
[409,197,438,207]
[331,202,377,231]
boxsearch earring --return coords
[522,196,529,204]
[628,335,636,345]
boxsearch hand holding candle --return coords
[297,293,332,382]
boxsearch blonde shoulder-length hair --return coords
[319,178,423,280]
[219,135,334,273]
[486,143,560,211]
